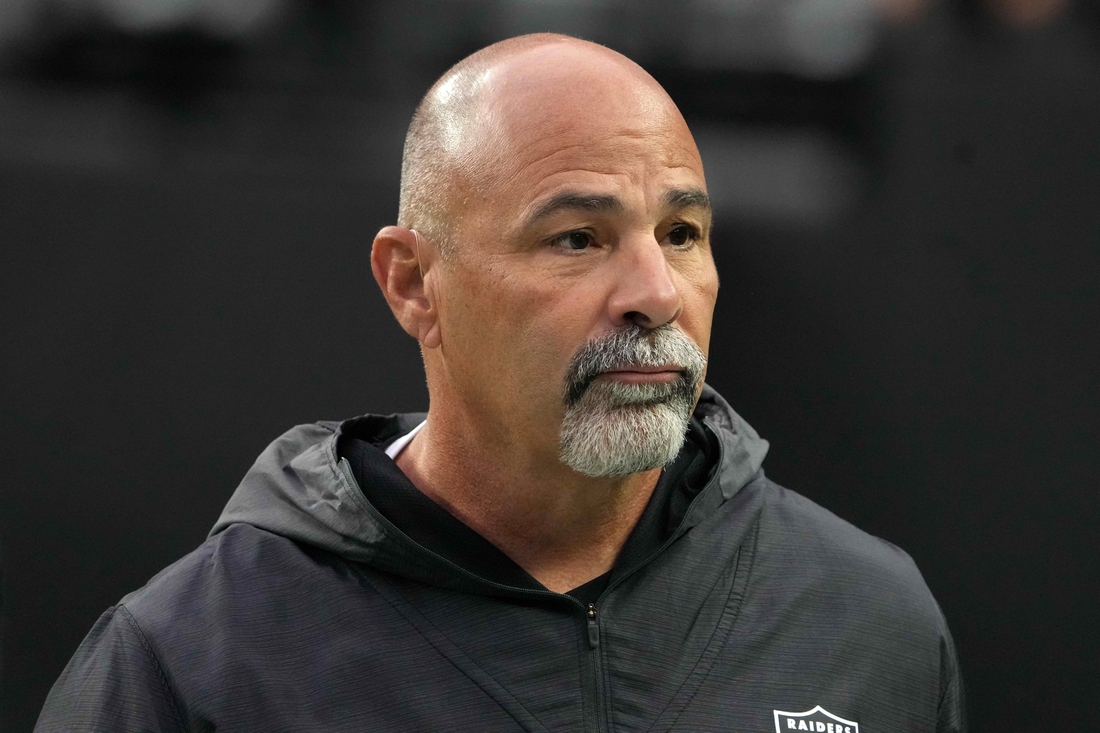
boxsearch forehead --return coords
[468,47,705,207]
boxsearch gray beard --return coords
[558,325,707,479]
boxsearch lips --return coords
[597,366,683,384]
[602,365,682,374]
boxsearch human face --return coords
[430,50,719,464]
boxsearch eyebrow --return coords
[663,187,712,213]
[523,186,712,229]
[526,192,624,227]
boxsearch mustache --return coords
[564,324,707,407]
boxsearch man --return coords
[37,34,965,732]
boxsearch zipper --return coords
[578,420,730,733]
[585,602,606,733]
[586,603,600,648]
[578,477,721,733]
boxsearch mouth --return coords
[596,366,683,385]
[563,324,707,408]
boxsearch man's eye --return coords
[553,230,594,250]
[666,225,699,247]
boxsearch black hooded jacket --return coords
[36,386,965,732]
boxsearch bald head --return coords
[397,34,696,258]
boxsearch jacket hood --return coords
[210,384,768,592]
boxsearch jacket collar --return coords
[210,384,768,596]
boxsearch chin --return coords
[558,382,696,479]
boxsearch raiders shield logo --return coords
[773,705,859,733]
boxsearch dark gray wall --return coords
[2,11,1099,733]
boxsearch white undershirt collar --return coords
[384,420,427,460]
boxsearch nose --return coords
[606,236,683,329]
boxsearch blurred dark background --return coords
[1,0,1097,730]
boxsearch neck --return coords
[395,408,661,593]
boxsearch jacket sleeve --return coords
[936,622,967,733]
[35,605,186,733]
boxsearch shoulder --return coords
[112,524,405,700]
[118,523,362,648]
[757,479,922,578]
[124,522,340,605]
[747,478,947,633]
[37,527,311,732]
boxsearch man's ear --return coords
[371,226,442,349]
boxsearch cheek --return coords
[503,277,599,383]
[675,259,720,355]
[438,264,595,399]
